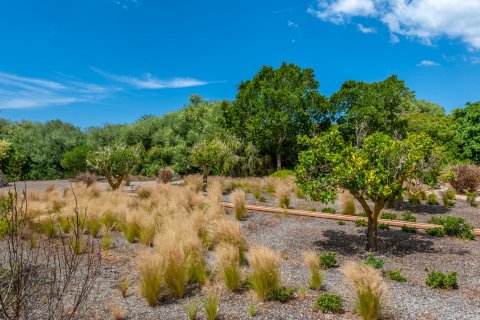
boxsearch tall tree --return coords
[191,139,229,192]
[452,101,480,164]
[223,62,330,170]
[330,75,414,146]
[412,99,445,115]
[295,129,440,251]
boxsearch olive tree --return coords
[191,139,228,192]
[295,130,440,251]
[87,144,142,190]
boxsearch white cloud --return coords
[0,72,110,109]
[309,0,480,49]
[471,57,480,64]
[357,23,376,33]
[92,67,209,89]
[288,20,299,28]
[417,60,440,67]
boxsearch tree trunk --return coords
[366,215,378,251]
[276,152,282,171]
[0,169,8,187]
[202,171,208,193]
[103,171,118,190]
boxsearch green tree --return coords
[87,145,142,190]
[452,102,480,164]
[330,75,414,145]
[295,130,440,251]
[0,140,11,186]
[223,62,330,170]
[411,99,445,115]
[191,139,229,192]
[61,145,92,176]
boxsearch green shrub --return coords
[428,216,474,240]
[408,195,420,206]
[294,187,306,199]
[380,212,397,220]
[442,192,455,207]
[387,270,407,282]
[378,224,389,230]
[445,189,456,200]
[272,287,295,303]
[466,192,478,207]
[319,252,337,269]
[138,188,151,199]
[308,208,316,212]
[425,270,457,289]
[337,221,346,226]
[270,169,295,179]
[401,212,416,233]
[359,211,367,217]
[364,253,384,269]
[321,207,336,214]
[426,193,439,205]
[355,219,368,228]
[426,227,445,237]
[258,195,266,202]
[315,294,343,314]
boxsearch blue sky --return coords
[0,0,479,128]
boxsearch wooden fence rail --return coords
[221,202,480,237]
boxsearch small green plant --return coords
[87,218,102,238]
[102,233,112,250]
[272,286,295,303]
[425,270,457,289]
[204,290,219,320]
[408,195,420,206]
[319,252,337,269]
[270,169,295,178]
[427,193,439,205]
[364,253,384,269]
[426,227,445,237]
[401,212,416,233]
[298,287,307,299]
[380,212,397,220]
[337,221,345,226]
[466,192,478,207]
[445,189,456,200]
[314,294,343,314]
[378,223,389,230]
[138,188,151,199]
[248,301,256,317]
[358,211,367,217]
[428,216,474,240]
[253,185,262,200]
[258,195,266,202]
[294,187,306,199]
[442,191,456,207]
[58,215,71,233]
[122,221,140,243]
[321,207,336,214]
[387,269,407,282]
[185,299,201,320]
[355,219,368,228]
[119,277,131,298]
[308,208,316,212]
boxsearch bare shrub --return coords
[247,245,281,301]
[342,262,387,320]
[446,164,480,194]
[76,172,97,187]
[0,186,101,320]
[157,167,174,184]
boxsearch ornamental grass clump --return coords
[275,184,291,209]
[304,251,323,290]
[213,218,246,260]
[343,262,386,320]
[215,243,241,291]
[204,289,219,320]
[247,245,281,301]
[138,252,164,306]
[231,189,246,220]
[339,191,356,215]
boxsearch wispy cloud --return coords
[417,60,440,67]
[288,20,299,28]
[91,67,209,89]
[357,23,376,34]
[309,0,480,50]
[112,0,140,10]
[0,72,110,109]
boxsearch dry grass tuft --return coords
[339,190,356,215]
[231,189,246,220]
[215,243,241,291]
[275,184,291,209]
[137,252,164,306]
[213,218,246,260]
[304,251,322,290]
[247,245,281,301]
[342,261,387,320]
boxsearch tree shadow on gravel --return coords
[387,202,453,215]
[312,229,458,257]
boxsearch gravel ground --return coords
[2,181,479,319]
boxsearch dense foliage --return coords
[0,62,478,181]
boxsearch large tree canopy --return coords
[453,101,480,164]
[296,129,440,251]
[223,62,331,170]
[330,75,414,146]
